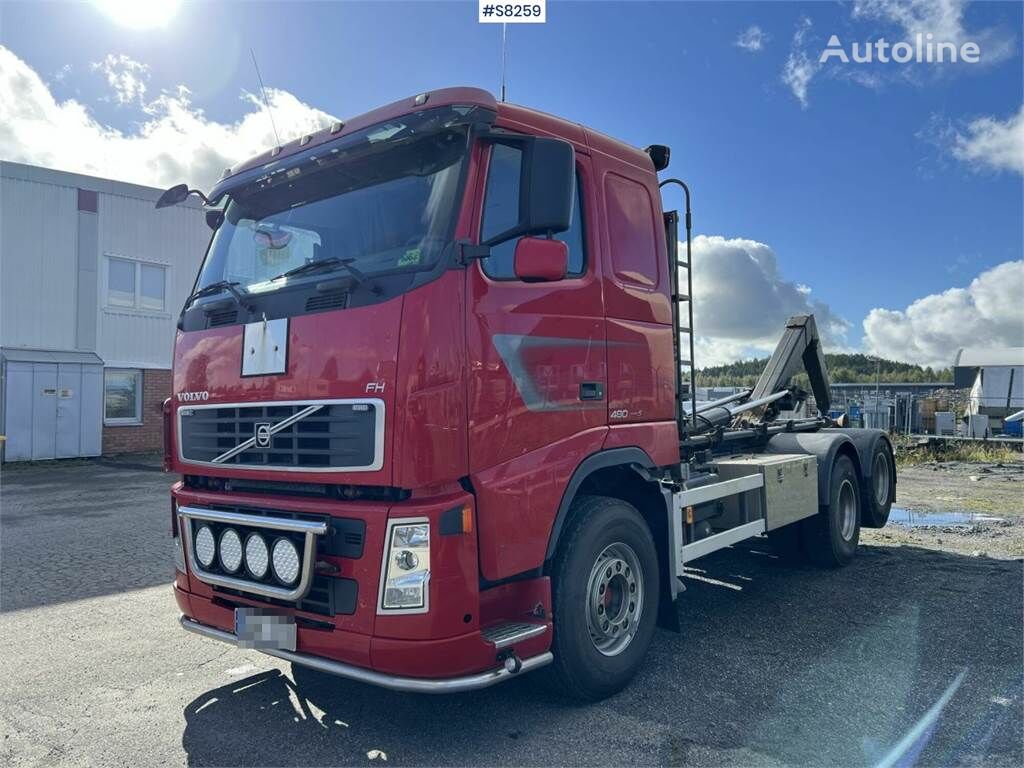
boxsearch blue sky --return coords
[1,0,1021,367]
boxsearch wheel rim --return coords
[872,452,890,507]
[585,542,644,657]
[838,479,857,540]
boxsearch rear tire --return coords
[802,454,861,568]
[860,440,895,528]
[543,495,659,702]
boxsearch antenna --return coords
[250,48,281,148]
[500,23,509,102]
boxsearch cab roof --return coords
[220,86,656,188]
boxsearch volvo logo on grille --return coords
[255,423,272,448]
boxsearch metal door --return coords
[31,363,58,460]
[56,364,82,458]
[1,357,103,461]
[79,365,103,456]
[3,361,35,461]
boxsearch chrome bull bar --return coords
[179,616,554,693]
[177,506,327,602]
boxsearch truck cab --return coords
[166,87,895,700]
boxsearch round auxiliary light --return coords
[194,525,216,568]
[272,537,301,585]
[245,533,270,580]
[219,528,243,573]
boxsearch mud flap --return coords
[658,483,682,633]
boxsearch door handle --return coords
[579,382,604,401]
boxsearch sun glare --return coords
[93,0,182,30]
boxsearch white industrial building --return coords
[1,162,208,461]
[953,347,1024,435]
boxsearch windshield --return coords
[195,126,468,299]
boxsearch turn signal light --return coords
[162,398,173,472]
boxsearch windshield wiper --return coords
[185,280,254,312]
[269,257,365,285]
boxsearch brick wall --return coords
[102,369,171,454]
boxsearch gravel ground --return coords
[1,457,1021,767]
[865,461,1024,558]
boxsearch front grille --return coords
[179,401,378,470]
[216,576,357,616]
[183,474,409,502]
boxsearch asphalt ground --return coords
[2,458,1021,767]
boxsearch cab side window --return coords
[480,144,586,280]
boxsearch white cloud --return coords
[854,0,967,46]
[783,1,1015,107]
[0,45,337,190]
[92,53,149,105]
[689,235,851,367]
[863,260,1024,369]
[950,106,1024,175]
[782,17,818,108]
[853,0,1016,64]
[736,26,769,53]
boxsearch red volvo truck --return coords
[158,87,896,701]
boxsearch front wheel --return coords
[543,495,659,701]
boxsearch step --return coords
[482,622,547,649]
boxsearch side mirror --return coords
[514,237,568,282]
[483,135,575,245]
[155,183,190,209]
[644,144,671,172]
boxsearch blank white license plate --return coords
[234,607,296,651]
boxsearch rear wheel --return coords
[860,440,895,528]
[802,454,861,567]
[543,495,659,701]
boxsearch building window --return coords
[104,369,143,425]
[106,257,167,312]
[140,263,166,310]
[480,144,586,280]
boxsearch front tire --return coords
[802,454,861,567]
[544,495,659,701]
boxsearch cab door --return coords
[466,143,607,475]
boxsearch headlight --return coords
[194,525,216,568]
[272,537,301,585]
[381,521,430,611]
[245,533,270,579]
[219,528,243,573]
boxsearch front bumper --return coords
[179,615,553,693]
